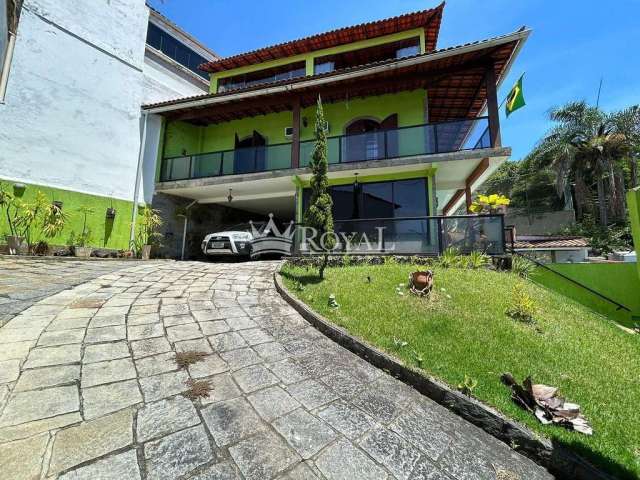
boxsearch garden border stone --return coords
[274,265,615,480]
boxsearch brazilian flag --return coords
[505,74,525,117]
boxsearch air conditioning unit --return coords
[284,127,293,138]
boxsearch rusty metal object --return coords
[408,270,434,297]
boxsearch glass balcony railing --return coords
[293,214,505,256]
[300,117,490,167]
[160,117,492,182]
[161,143,292,182]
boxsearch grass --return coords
[281,262,640,479]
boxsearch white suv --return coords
[201,230,253,257]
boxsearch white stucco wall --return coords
[0,0,211,204]
[0,0,148,202]
[142,54,206,105]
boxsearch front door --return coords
[234,131,266,174]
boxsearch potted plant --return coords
[0,183,24,254]
[38,198,68,255]
[70,206,94,257]
[17,193,49,253]
[135,207,163,260]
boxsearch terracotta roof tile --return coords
[199,3,445,73]
[514,236,589,249]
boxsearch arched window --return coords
[343,114,398,162]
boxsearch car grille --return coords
[207,237,231,249]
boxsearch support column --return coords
[465,185,473,212]
[484,67,501,148]
[291,98,301,169]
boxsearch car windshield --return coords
[225,222,263,233]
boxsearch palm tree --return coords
[527,101,630,226]
[611,105,640,188]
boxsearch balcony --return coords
[294,214,506,255]
[159,117,491,182]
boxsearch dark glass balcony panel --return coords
[292,214,505,256]
[160,117,492,182]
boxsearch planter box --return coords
[73,246,93,258]
[140,244,152,260]
[6,236,26,255]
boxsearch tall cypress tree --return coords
[304,95,334,279]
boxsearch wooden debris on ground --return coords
[501,373,592,435]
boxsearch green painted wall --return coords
[0,179,136,250]
[164,121,202,158]
[531,262,640,326]
[210,28,427,93]
[163,89,427,163]
[627,187,640,279]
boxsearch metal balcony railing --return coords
[160,117,492,182]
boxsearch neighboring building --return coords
[144,3,529,256]
[0,0,216,250]
[513,235,589,263]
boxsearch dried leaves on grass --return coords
[501,373,592,435]
[175,350,209,369]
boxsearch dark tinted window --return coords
[313,37,420,74]
[362,182,393,218]
[146,22,209,79]
[302,178,428,221]
[218,61,306,93]
[393,179,427,217]
[330,185,358,220]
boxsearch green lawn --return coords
[281,262,640,479]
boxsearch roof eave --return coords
[142,28,531,114]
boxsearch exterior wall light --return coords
[106,207,116,219]
[13,183,26,196]
[227,188,233,203]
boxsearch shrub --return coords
[511,255,536,278]
[438,247,462,268]
[505,283,536,323]
[466,251,490,269]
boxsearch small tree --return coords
[304,96,334,279]
[135,207,163,251]
[69,205,94,247]
[0,183,19,237]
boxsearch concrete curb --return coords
[274,268,615,480]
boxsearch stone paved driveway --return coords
[0,256,136,327]
[0,261,554,480]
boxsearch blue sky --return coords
[149,0,640,160]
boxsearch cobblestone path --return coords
[0,257,136,327]
[0,260,553,480]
